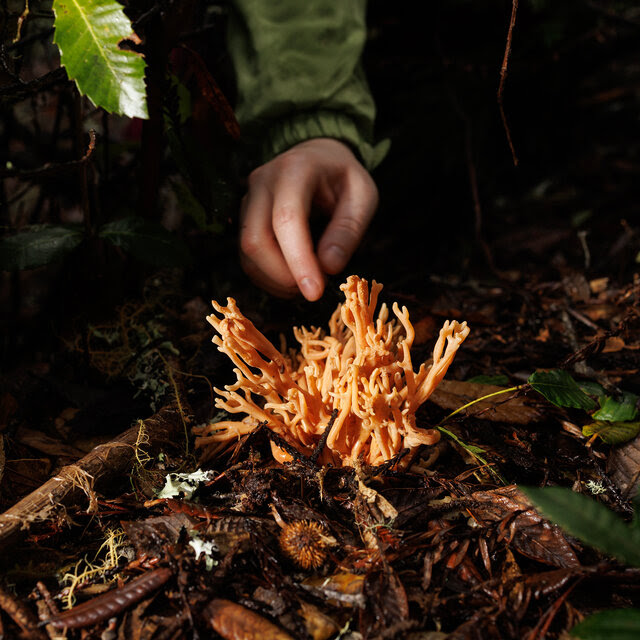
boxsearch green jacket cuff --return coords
[261,110,390,172]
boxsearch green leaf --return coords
[578,381,606,398]
[467,374,510,386]
[0,225,84,271]
[522,486,640,567]
[582,421,640,445]
[528,370,597,410]
[99,217,191,267]
[53,0,148,118]
[570,609,640,640]
[593,393,639,423]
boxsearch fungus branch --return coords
[194,276,470,467]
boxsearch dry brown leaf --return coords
[298,601,339,640]
[302,573,366,608]
[609,433,640,496]
[589,277,609,295]
[582,304,618,322]
[470,486,580,568]
[429,380,544,424]
[203,599,295,640]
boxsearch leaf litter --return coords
[1,267,639,640]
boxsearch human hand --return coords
[238,138,378,301]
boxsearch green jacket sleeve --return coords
[227,0,389,171]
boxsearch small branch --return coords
[0,403,186,555]
[497,0,519,166]
[0,129,96,180]
[0,66,68,100]
[309,409,338,465]
[6,27,54,51]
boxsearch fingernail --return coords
[300,277,322,301]
[323,245,347,273]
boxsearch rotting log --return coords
[0,403,187,554]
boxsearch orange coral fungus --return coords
[193,276,469,467]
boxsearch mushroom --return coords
[194,276,469,466]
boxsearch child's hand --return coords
[238,138,378,300]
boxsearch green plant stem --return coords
[440,385,524,423]
[435,385,524,485]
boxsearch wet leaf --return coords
[592,393,639,423]
[582,421,640,445]
[528,370,597,410]
[471,486,580,568]
[203,599,295,640]
[570,608,640,640]
[578,381,606,398]
[53,0,147,118]
[0,225,83,271]
[522,486,640,567]
[99,217,191,267]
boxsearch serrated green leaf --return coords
[99,217,191,267]
[0,225,84,271]
[466,374,511,386]
[593,393,639,423]
[53,0,148,118]
[582,421,640,445]
[528,369,597,410]
[570,609,640,640]
[522,486,640,567]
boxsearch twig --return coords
[0,129,96,180]
[0,584,47,639]
[0,403,186,554]
[5,27,55,51]
[497,0,519,166]
[262,425,308,464]
[309,409,338,465]
[0,66,67,100]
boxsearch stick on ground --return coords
[0,403,186,554]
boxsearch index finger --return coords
[271,167,325,301]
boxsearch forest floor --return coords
[1,2,640,639]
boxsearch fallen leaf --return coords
[298,601,340,640]
[602,336,626,353]
[589,277,609,294]
[121,513,197,558]
[302,573,365,608]
[203,599,295,640]
[583,421,640,445]
[609,433,640,496]
[430,380,544,424]
[360,566,409,639]
[470,486,580,568]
